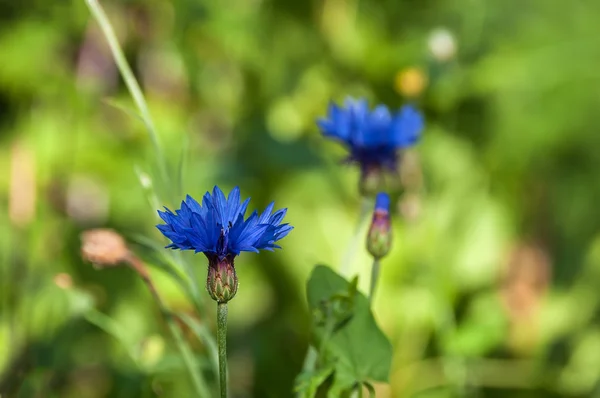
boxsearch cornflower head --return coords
[317,97,424,196]
[156,186,293,303]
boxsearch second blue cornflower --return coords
[317,97,424,195]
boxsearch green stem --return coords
[368,259,381,304]
[301,346,318,373]
[84,0,168,187]
[294,345,318,398]
[217,302,229,398]
[340,198,371,277]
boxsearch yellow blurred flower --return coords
[394,67,428,98]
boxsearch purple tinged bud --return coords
[367,193,392,259]
[206,255,238,303]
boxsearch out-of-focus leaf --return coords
[441,294,507,357]
[306,265,392,390]
[177,313,218,375]
[294,363,335,398]
[83,308,140,367]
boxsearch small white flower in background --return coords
[428,28,457,62]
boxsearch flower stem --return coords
[217,302,229,398]
[340,198,371,277]
[301,346,318,373]
[368,258,381,304]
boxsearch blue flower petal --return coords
[157,187,292,258]
[317,97,424,170]
[211,186,228,225]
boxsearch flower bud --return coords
[366,193,392,259]
[359,166,384,197]
[206,256,238,303]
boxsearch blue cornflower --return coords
[157,186,293,302]
[317,97,424,194]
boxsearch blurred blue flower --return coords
[317,97,424,172]
[156,186,293,261]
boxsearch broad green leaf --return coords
[307,265,393,387]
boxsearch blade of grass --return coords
[176,133,189,199]
[102,97,144,123]
[178,313,219,377]
[84,309,140,367]
[84,0,169,188]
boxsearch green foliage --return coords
[297,265,392,397]
[4,0,600,396]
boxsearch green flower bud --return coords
[366,193,392,259]
[206,256,238,303]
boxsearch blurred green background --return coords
[3,0,600,397]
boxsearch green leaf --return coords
[307,265,393,387]
[294,363,335,398]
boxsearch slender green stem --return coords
[217,302,229,398]
[357,383,364,398]
[368,259,381,304]
[301,346,318,373]
[340,198,371,277]
[294,345,318,398]
[84,0,168,186]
